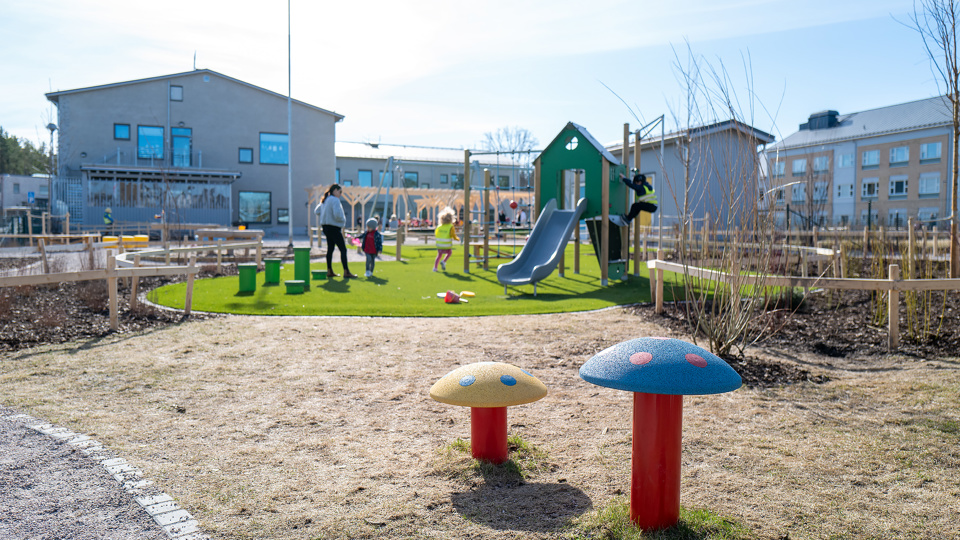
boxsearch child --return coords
[610,171,658,227]
[434,207,459,272]
[356,218,383,277]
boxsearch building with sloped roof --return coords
[766,96,953,229]
[46,69,343,233]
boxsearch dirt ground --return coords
[1,305,959,539]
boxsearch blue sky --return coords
[0,0,943,151]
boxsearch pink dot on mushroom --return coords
[630,352,653,365]
[685,354,708,368]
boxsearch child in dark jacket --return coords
[356,218,383,277]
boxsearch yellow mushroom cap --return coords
[429,362,547,408]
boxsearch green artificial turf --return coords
[148,244,680,317]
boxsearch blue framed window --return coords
[358,170,372,187]
[172,127,191,167]
[114,123,130,140]
[170,85,183,101]
[137,126,163,159]
[238,191,271,223]
[259,133,288,165]
[239,148,253,163]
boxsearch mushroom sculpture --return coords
[430,362,547,464]
[579,337,741,531]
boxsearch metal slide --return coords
[496,197,588,295]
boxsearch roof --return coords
[770,95,952,151]
[337,141,526,167]
[606,119,775,154]
[537,122,621,165]
[45,69,344,121]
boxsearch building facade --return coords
[766,98,953,230]
[46,69,343,234]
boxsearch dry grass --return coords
[1,310,958,539]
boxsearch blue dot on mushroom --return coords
[459,375,476,387]
[500,375,517,386]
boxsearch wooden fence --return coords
[647,257,960,350]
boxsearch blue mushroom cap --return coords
[579,337,742,395]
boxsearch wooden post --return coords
[601,159,610,286]
[483,169,491,272]
[107,252,118,331]
[574,169,581,275]
[38,238,49,274]
[814,227,823,275]
[256,237,262,268]
[801,250,809,296]
[463,150,472,274]
[655,250,664,314]
[933,226,939,258]
[701,213,710,261]
[907,218,915,280]
[216,239,223,274]
[396,227,403,261]
[42,212,48,235]
[86,236,95,269]
[130,254,141,311]
[633,128,642,277]
[888,264,900,350]
[65,213,70,235]
[184,254,196,317]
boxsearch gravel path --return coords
[0,406,206,539]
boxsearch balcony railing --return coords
[89,147,207,170]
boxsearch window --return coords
[837,215,850,227]
[378,171,393,185]
[403,172,418,188]
[452,173,464,190]
[498,175,510,188]
[792,159,807,176]
[813,156,829,173]
[420,183,430,189]
[861,177,879,199]
[170,85,183,101]
[39,185,48,197]
[889,146,909,166]
[172,127,191,167]
[861,209,879,226]
[813,181,829,201]
[259,133,288,165]
[775,188,785,204]
[440,174,449,184]
[919,172,940,196]
[335,169,340,182]
[342,180,352,186]
[839,153,854,168]
[137,126,164,159]
[861,150,879,169]
[792,183,806,202]
[771,161,785,177]
[358,170,372,187]
[238,191,271,223]
[278,208,289,224]
[889,175,908,198]
[836,183,853,199]
[114,123,130,140]
[12,183,19,194]
[238,148,253,163]
[920,142,942,162]
[918,207,939,224]
[888,208,908,228]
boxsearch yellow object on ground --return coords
[429,362,547,407]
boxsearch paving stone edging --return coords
[4,413,211,540]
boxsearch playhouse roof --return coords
[539,122,621,166]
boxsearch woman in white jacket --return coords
[315,184,357,278]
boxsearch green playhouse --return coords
[535,122,631,285]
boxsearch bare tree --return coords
[481,126,538,155]
[907,0,960,276]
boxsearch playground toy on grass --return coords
[430,362,547,464]
[579,337,741,531]
[436,290,475,303]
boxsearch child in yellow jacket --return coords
[434,207,459,272]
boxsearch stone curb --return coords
[4,413,211,540]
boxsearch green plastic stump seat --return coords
[238,263,258,293]
[293,247,311,289]
[311,269,327,280]
[264,258,282,284]
[285,280,305,294]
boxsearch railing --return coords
[91,147,206,170]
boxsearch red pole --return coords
[471,406,508,464]
[631,392,683,530]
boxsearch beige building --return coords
[767,98,952,230]
[46,69,343,233]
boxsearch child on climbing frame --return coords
[356,218,383,278]
[434,207,459,272]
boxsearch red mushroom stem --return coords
[470,406,508,464]
[631,392,683,530]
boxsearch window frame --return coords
[238,148,253,164]
[771,161,785,177]
[813,156,829,173]
[170,85,183,101]
[920,141,942,162]
[114,123,131,141]
[358,170,373,187]
[839,153,854,168]
[137,125,164,159]
[791,159,807,177]
[889,146,909,167]
[888,175,908,198]
[836,183,854,199]
[861,150,880,169]
[919,172,940,197]
[238,190,272,224]
[259,132,289,165]
[861,177,879,199]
